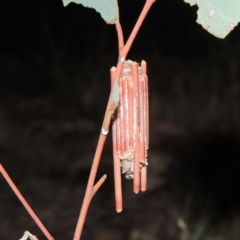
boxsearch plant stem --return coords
[73,133,108,240]
[73,1,155,239]
[116,21,124,51]
[0,164,54,240]
[120,0,156,57]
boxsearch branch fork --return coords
[0,1,155,240]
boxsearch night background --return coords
[0,0,240,239]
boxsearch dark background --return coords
[0,0,240,239]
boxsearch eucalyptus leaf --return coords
[184,0,240,39]
[62,0,119,24]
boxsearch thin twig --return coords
[120,0,156,58]
[73,134,108,240]
[116,22,124,51]
[0,164,54,240]
[93,174,107,195]
[73,1,155,239]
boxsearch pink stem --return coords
[120,0,156,57]
[73,1,155,239]
[116,22,124,51]
[73,135,108,240]
[93,174,107,195]
[0,164,54,240]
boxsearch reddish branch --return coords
[0,164,54,240]
[0,1,155,240]
[73,1,155,239]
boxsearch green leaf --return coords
[62,0,119,24]
[184,0,240,39]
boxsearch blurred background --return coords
[0,0,240,239]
